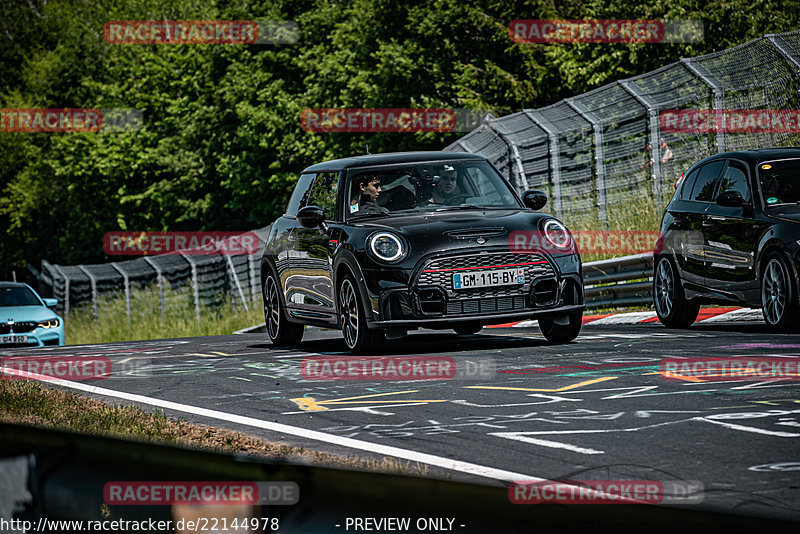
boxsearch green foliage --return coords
[1,0,799,277]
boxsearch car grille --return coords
[415,252,557,315]
[0,322,37,334]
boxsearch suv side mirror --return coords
[522,190,548,210]
[297,206,327,230]
[43,298,58,308]
[716,190,746,207]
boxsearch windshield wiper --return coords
[434,204,490,211]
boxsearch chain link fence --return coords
[445,30,800,225]
[38,227,270,323]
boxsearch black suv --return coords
[261,151,585,352]
[654,147,800,332]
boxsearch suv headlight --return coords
[37,318,60,329]
[368,232,406,262]
[542,219,573,252]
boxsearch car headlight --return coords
[543,219,573,251]
[37,318,60,329]
[368,232,406,262]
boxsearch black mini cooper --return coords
[261,152,584,352]
[654,147,800,332]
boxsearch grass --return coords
[0,380,430,477]
[64,285,265,345]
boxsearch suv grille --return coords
[0,322,37,334]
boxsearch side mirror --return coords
[522,190,548,211]
[297,206,326,230]
[716,190,746,207]
[43,298,58,308]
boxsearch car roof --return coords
[698,147,800,165]
[0,282,33,290]
[301,151,486,173]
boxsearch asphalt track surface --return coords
[3,319,800,527]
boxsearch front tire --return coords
[339,275,385,353]
[538,281,582,343]
[654,255,700,328]
[264,274,304,346]
[761,252,800,333]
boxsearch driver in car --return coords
[431,165,459,203]
[350,174,388,215]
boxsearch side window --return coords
[286,173,315,217]
[689,160,725,202]
[679,167,700,200]
[303,172,340,220]
[716,160,751,203]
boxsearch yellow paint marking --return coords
[289,390,448,412]
[464,376,617,393]
[211,351,232,356]
[660,371,706,382]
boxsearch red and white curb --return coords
[494,307,765,328]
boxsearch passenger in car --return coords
[350,174,388,215]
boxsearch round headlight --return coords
[369,232,405,262]
[543,219,573,251]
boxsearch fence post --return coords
[485,119,529,194]
[180,253,201,325]
[566,98,607,225]
[78,266,98,324]
[765,33,800,93]
[142,257,165,322]
[47,262,70,320]
[620,80,663,203]
[248,253,259,304]
[681,58,727,153]
[110,263,131,323]
[524,110,562,218]
[226,254,249,312]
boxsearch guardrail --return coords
[583,253,654,309]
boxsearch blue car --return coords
[0,282,65,347]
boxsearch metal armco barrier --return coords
[583,253,654,309]
[1,423,795,534]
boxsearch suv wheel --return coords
[761,252,800,333]
[654,256,700,328]
[339,275,385,353]
[264,274,304,346]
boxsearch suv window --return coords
[286,173,315,217]
[688,160,725,202]
[303,172,340,220]
[716,160,751,203]
[679,167,700,200]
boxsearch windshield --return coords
[0,286,41,307]
[346,160,520,220]
[758,158,800,207]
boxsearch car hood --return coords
[352,208,552,246]
[0,306,59,323]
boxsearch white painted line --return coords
[693,417,800,437]
[490,433,604,455]
[1,365,537,484]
